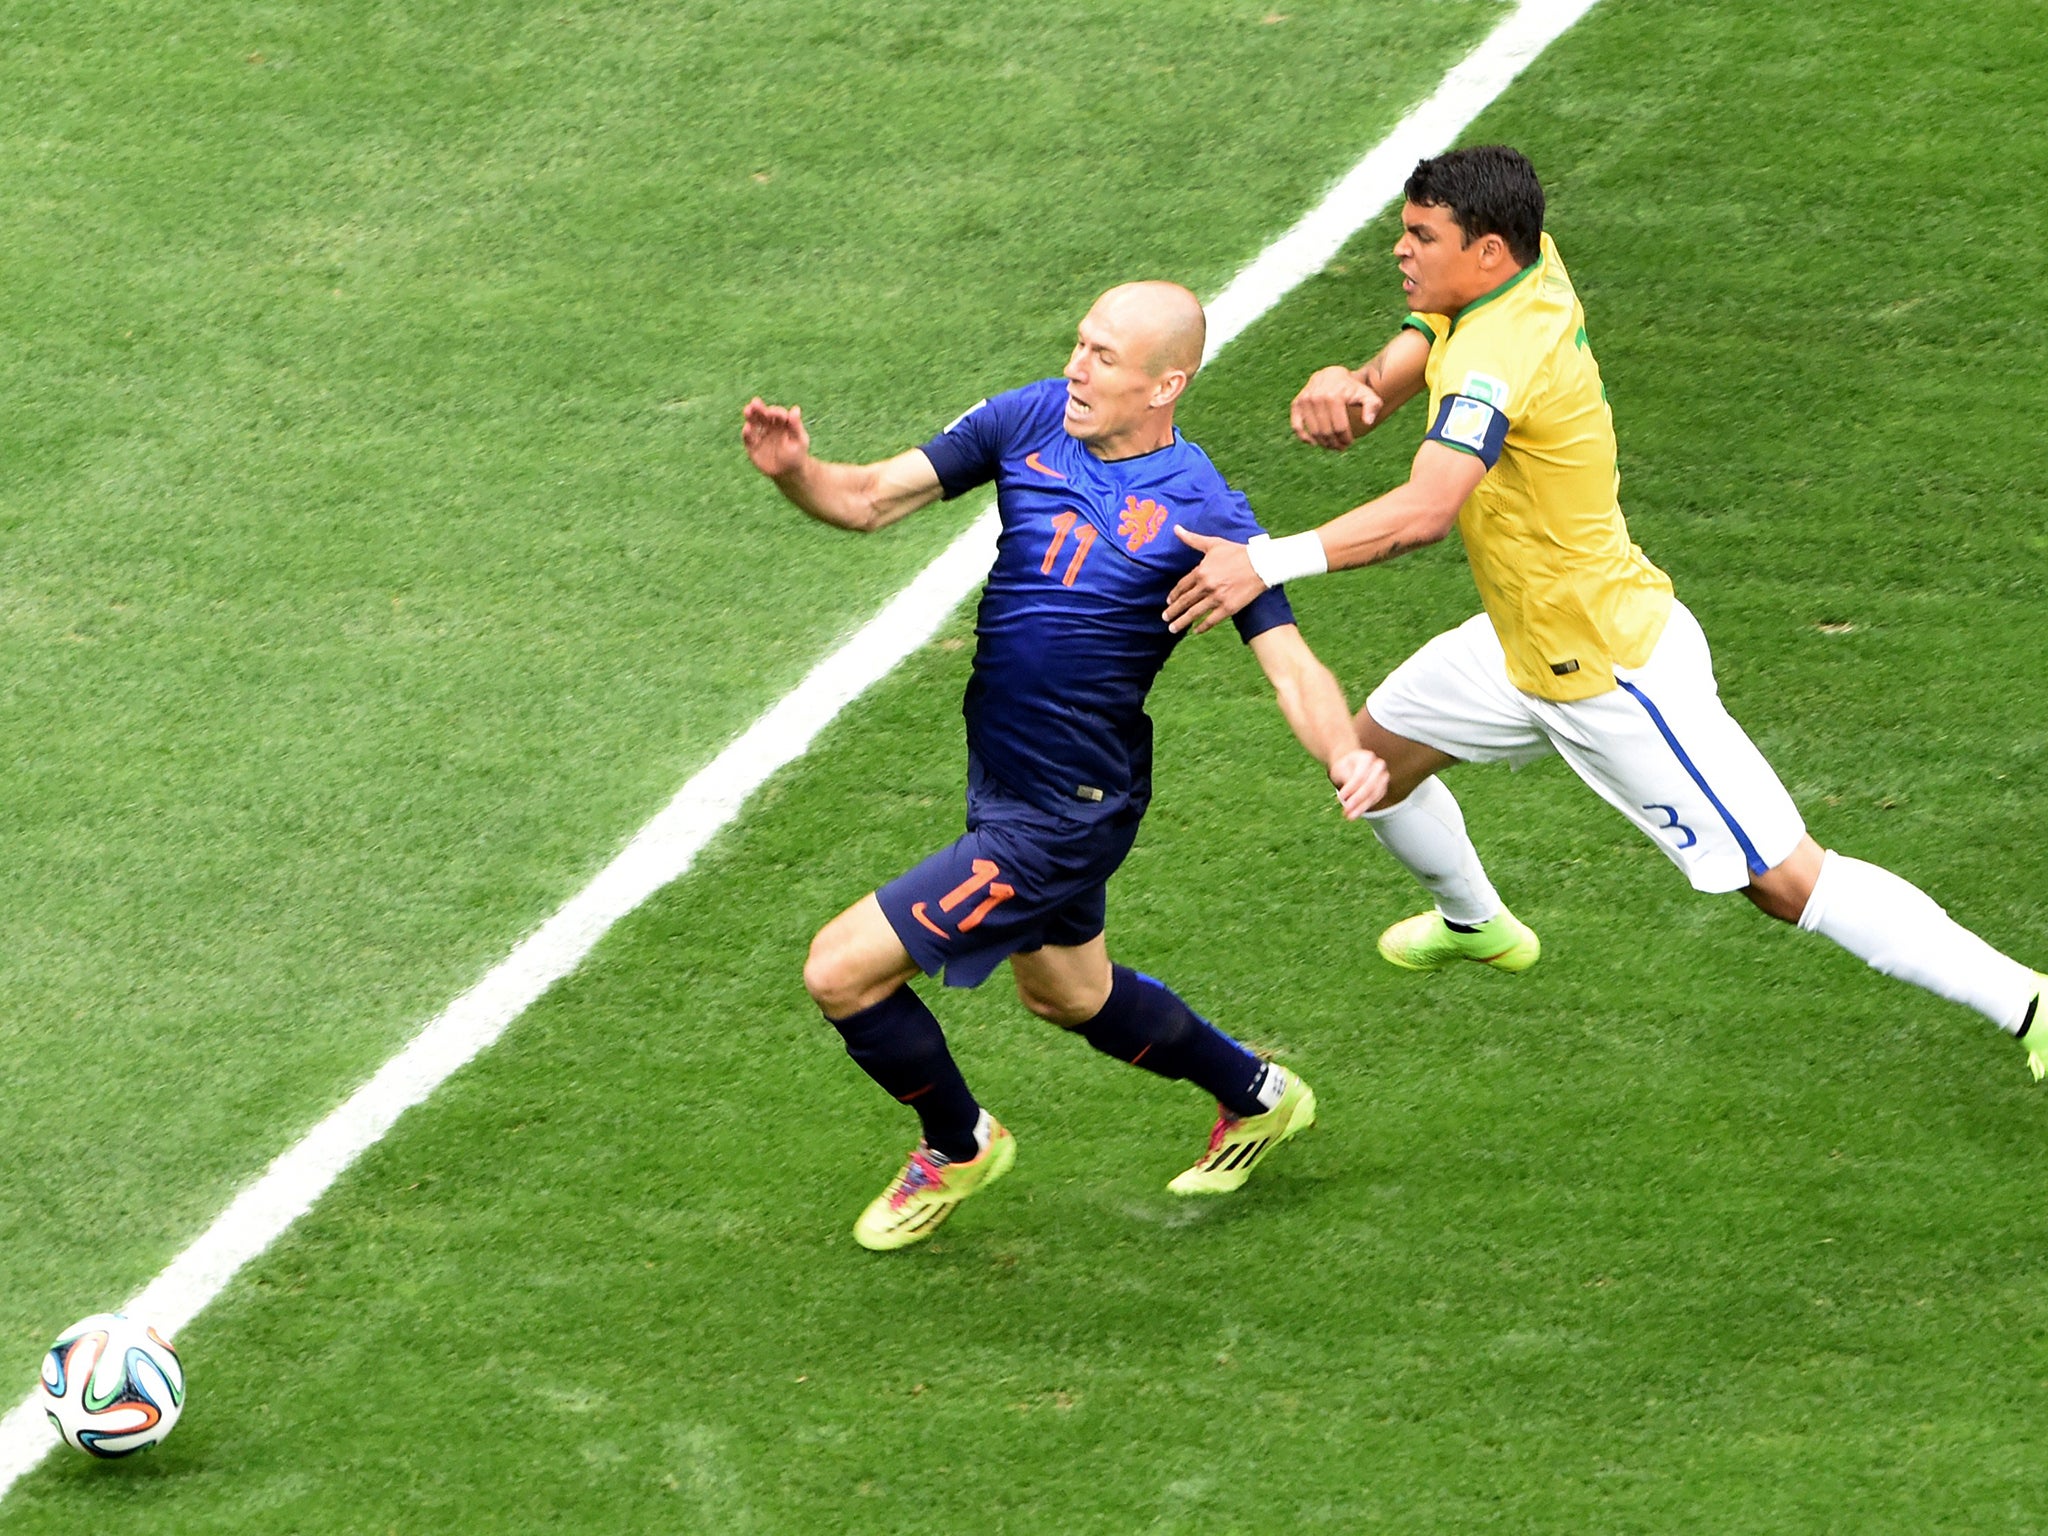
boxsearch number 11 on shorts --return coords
[911,858,1016,939]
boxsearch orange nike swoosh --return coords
[1024,451,1065,480]
[911,902,948,939]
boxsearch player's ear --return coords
[1150,369,1189,409]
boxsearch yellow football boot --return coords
[1168,1068,1316,1196]
[853,1112,1015,1251]
[1377,907,1540,974]
[2019,980,2048,1081]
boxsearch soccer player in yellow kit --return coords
[1165,145,2048,1075]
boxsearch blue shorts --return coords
[877,772,1142,990]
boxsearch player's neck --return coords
[1443,256,1533,321]
[1084,413,1177,462]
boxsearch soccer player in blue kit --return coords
[744,281,1388,1250]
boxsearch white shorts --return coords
[1366,601,1805,893]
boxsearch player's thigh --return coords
[1539,604,1805,895]
[804,892,920,1017]
[1365,612,1552,782]
[1010,932,1113,1027]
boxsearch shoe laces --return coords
[890,1147,947,1208]
[1201,1109,1240,1156]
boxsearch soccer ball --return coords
[39,1313,185,1458]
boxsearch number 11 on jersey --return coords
[1041,511,1097,587]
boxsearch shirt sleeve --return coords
[1207,486,1299,643]
[1423,325,1527,469]
[1232,584,1296,643]
[918,381,1057,500]
[917,395,1006,500]
[1402,312,1450,345]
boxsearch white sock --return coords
[1250,1063,1287,1111]
[1362,775,1503,927]
[1797,850,2041,1032]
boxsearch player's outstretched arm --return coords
[742,398,944,532]
[1290,329,1431,451]
[1314,439,1483,569]
[1246,624,1389,819]
[1163,442,1485,635]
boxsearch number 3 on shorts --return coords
[1643,803,1697,850]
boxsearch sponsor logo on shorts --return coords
[1550,658,1580,675]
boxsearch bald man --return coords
[744,282,1388,1250]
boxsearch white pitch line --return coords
[0,0,1601,1498]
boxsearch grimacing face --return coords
[1060,304,1162,447]
[1394,199,1502,316]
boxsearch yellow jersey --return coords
[1406,232,1671,701]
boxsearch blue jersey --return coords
[919,377,1295,823]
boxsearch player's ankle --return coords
[1439,908,1502,934]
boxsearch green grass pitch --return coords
[4,0,2047,1529]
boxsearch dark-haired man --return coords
[746,280,1387,1250]
[1166,146,2047,1075]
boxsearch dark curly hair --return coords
[1404,146,1545,267]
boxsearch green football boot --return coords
[853,1112,1015,1252]
[1168,1067,1317,1196]
[2020,980,2048,1082]
[1376,907,1540,974]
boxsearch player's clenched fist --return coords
[1290,365,1383,451]
[742,398,810,479]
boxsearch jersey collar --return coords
[1448,245,1544,335]
[1087,425,1186,467]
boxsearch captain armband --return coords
[1425,393,1510,468]
[1245,531,1328,589]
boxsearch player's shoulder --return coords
[947,376,1066,435]
[1404,311,1455,346]
[1440,240,1580,410]
[1148,437,1261,536]
[1002,376,1070,424]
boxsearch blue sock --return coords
[826,987,983,1162]
[1078,965,1271,1117]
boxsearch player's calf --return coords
[1073,965,1279,1116]
[1791,847,2048,1081]
[1070,965,1314,1190]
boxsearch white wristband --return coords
[1245,530,1328,589]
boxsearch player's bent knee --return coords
[803,930,868,1017]
[1017,987,1095,1029]
[1741,883,1798,925]
[1743,836,1825,926]
[1355,708,1456,807]
[801,937,842,1013]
